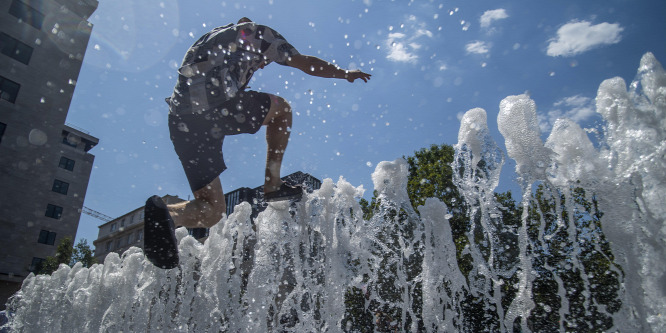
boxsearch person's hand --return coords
[345,70,372,83]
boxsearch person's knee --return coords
[278,99,292,124]
[272,96,291,116]
[265,95,292,126]
[282,100,292,115]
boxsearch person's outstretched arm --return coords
[285,54,371,83]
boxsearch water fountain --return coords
[4,52,664,332]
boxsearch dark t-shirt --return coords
[168,22,300,115]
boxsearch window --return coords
[189,228,207,239]
[0,122,6,144]
[58,156,75,171]
[110,223,116,232]
[38,230,47,243]
[0,75,20,103]
[106,241,112,252]
[127,233,133,244]
[52,179,69,195]
[30,257,45,272]
[0,32,33,65]
[38,230,56,245]
[120,218,125,227]
[61,131,79,148]
[45,204,63,219]
[115,238,122,249]
[9,0,45,30]
[137,230,143,241]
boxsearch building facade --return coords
[0,0,98,309]
[93,172,322,263]
[93,195,186,264]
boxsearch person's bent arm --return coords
[285,54,371,83]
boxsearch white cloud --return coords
[480,9,508,29]
[539,95,597,132]
[414,28,433,39]
[547,20,623,57]
[386,33,418,63]
[385,16,433,63]
[465,41,490,54]
[386,43,418,63]
[409,42,422,50]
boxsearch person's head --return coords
[238,17,252,24]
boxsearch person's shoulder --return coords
[239,22,279,33]
[209,23,236,32]
[236,22,261,30]
[201,23,236,40]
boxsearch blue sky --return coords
[68,0,666,246]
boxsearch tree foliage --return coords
[71,238,97,268]
[361,144,466,219]
[38,237,97,275]
[355,142,623,332]
[525,184,622,331]
[39,237,74,275]
[405,144,462,213]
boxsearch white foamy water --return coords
[4,52,665,332]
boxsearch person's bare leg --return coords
[262,95,292,193]
[167,177,227,228]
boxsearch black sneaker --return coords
[143,195,179,269]
[264,183,304,202]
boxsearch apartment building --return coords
[93,195,186,264]
[0,0,98,309]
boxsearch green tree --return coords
[71,238,97,268]
[356,142,622,332]
[39,237,74,275]
[354,144,471,332]
[526,184,622,332]
[358,191,379,221]
[405,144,462,213]
[360,144,467,221]
[404,144,474,277]
[38,237,97,275]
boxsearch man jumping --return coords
[144,17,371,268]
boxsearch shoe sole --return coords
[143,195,179,269]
